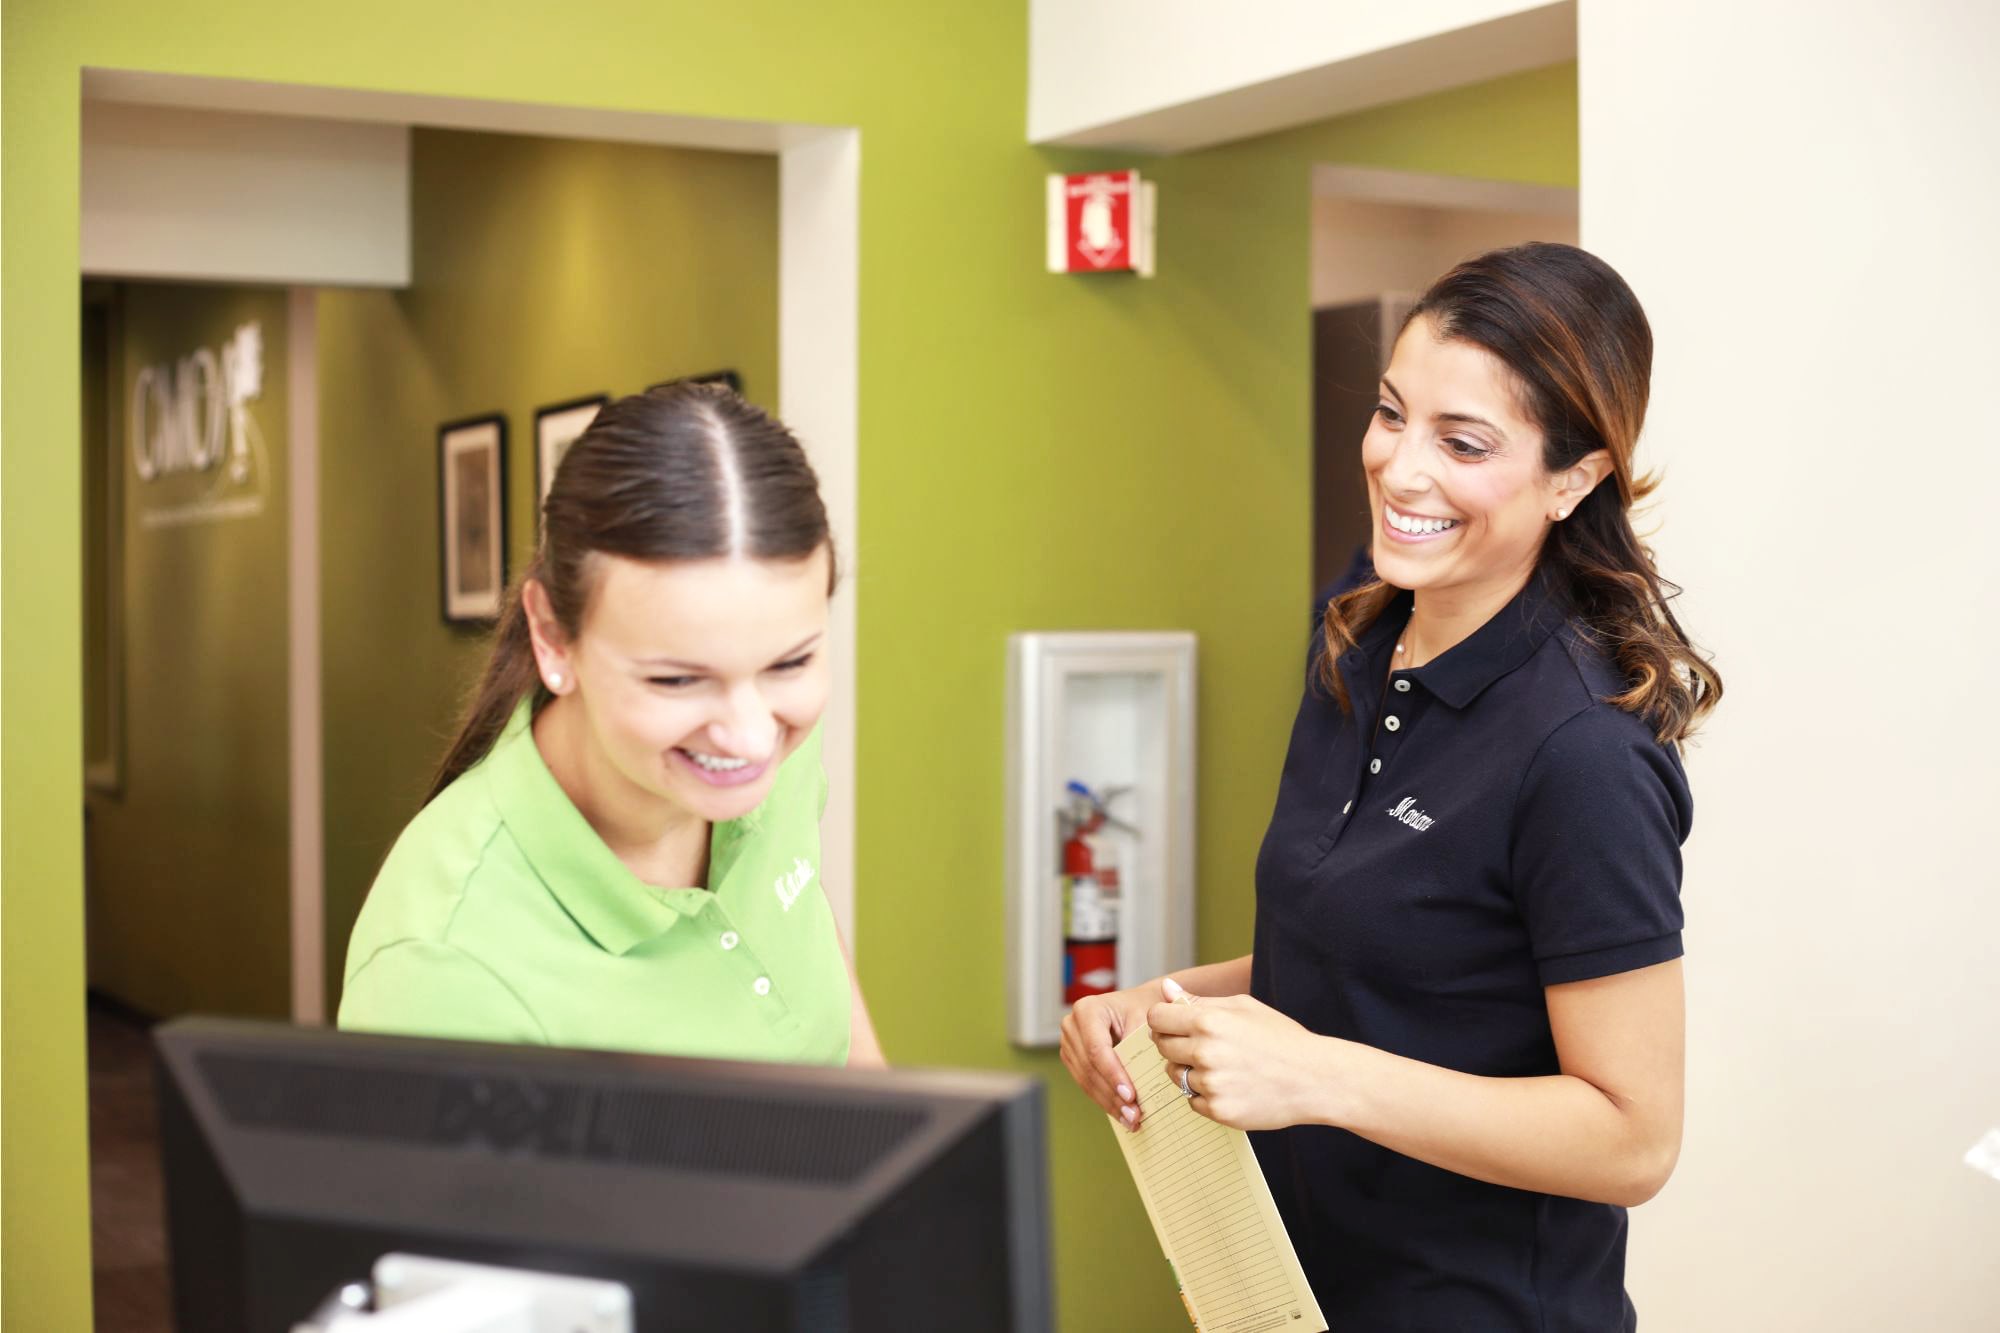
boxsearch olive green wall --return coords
[82,282,294,1022]
[2,0,1575,1316]
[317,127,780,1014]
[863,64,1581,1330]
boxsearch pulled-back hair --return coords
[426,381,833,803]
[1319,243,1721,743]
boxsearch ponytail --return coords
[425,560,546,805]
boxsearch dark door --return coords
[1311,299,1399,593]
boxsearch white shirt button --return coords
[752,976,772,997]
[719,931,739,951]
[1394,679,1411,693]
[1342,800,1353,814]
[1384,715,1401,731]
[1369,758,1382,774]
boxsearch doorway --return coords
[78,74,861,1332]
[1309,165,1578,593]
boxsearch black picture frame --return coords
[646,368,743,396]
[437,413,508,626]
[533,394,609,523]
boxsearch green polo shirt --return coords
[338,701,849,1065]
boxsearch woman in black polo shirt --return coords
[1060,243,1721,1329]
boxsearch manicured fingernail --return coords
[1162,976,1186,1000]
[1117,1083,1133,1102]
[1120,1105,1138,1126]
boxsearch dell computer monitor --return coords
[154,1018,1052,1331]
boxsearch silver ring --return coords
[1177,1065,1195,1098]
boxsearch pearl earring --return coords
[1555,508,1568,520]
[548,672,563,690]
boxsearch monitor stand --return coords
[293,1254,634,1333]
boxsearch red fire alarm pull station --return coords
[1046,170,1157,278]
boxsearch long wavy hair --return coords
[425,381,833,804]
[1319,243,1721,744]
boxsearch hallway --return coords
[87,999,169,1333]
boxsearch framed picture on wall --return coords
[438,414,508,625]
[534,394,608,518]
[647,368,743,396]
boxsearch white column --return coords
[1580,3,2000,1325]
[288,288,326,1024]
[779,129,862,948]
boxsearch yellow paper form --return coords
[1112,1023,1328,1333]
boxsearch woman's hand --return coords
[1059,978,1165,1130]
[1148,984,1343,1132]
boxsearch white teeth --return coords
[1389,506,1458,535]
[686,751,750,772]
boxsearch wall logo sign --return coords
[1046,170,1157,278]
[129,322,269,527]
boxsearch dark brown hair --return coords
[426,381,833,803]
[1319,242,1721,743]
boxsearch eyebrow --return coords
[637,632,824,672]
[1380,377,1510,443]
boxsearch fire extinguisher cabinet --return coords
[1005,631,1197,1048]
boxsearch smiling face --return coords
[537,548,832,826]
[1365,316,1583,610]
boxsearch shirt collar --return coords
[483,700,723,955]
[1336,567,1569,712]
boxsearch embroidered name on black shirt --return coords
[1386,796,1435,832]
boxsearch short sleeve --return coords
[1510,706,1693,986]
[338,940,548,1046]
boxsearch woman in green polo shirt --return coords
[338,382,884,1068]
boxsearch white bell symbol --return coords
[1081,193,1115,253]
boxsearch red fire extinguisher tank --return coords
[1062,782,1120,1006]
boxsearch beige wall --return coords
[1311,195,1577,307]
[81,101,409,286]
[1029,0,1573,148]
[1582,2,2000,1327]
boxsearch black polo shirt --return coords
[1249,570,1691,1332]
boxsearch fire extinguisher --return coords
[1062,781,1131,1007]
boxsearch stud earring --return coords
[548,672,563,690]
[1555,508,1568,520]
